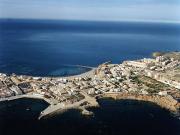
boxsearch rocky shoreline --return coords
[102,93,180,116]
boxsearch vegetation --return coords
[132,75,170,94]
[152,52,165,58]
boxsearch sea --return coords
[0,19,180,135]
[0,19,180,76]
[0,98,180,135]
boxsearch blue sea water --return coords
[0,19,180,76]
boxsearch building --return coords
[18,82,33,93]
[126,61,147,68]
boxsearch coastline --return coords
[61,68,96,79]
[0,52,180,119]
[102,93,179,116]
[0,68,99,119]
[1,92,179,119]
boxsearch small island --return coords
[0,52,180,119]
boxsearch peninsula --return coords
[0,52,180,119]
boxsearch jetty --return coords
[38,91,99,119]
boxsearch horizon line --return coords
[1,17,180,24]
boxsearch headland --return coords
[0,52,180,119]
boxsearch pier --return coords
[38,91,99,119]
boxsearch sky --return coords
[0,0,180,22]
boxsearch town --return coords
[0,52,180,118]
